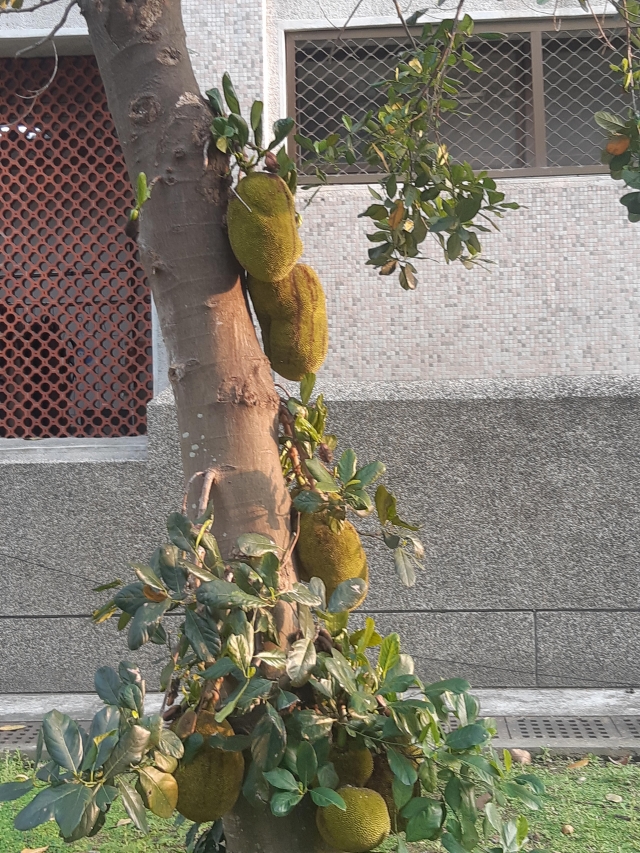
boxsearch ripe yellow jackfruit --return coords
[248,264,329,381]
[173,712,244,824]
[227,172,302,281]
[316,786,391,853]
[296,514,368,606]
[330,744,374,787]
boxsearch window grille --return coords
[0,55,151,439]
[287,18,632,180]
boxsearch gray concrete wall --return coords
[4,381,640,692]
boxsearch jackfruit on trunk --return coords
[173,712,244,824]
[227,172,302,281]
[296,513,368,606]
[248,264,329,381]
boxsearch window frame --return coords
[285,15,626,182]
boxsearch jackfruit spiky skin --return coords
[330,745,374,787]
[296,514,368,607]
[227,172,303,281]
[173,712,244,824]
[316,786,391,853]
[248,264,329,381]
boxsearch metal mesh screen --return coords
[0,55,151,439]
[289,21,630,179]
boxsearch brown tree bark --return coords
[79,0,293,570]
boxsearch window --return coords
[0,55,152,438]
[287,19,632,180]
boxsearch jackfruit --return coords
[296,514,368,607]
[330,744,374,787]
[248,264,329,381]
[316,786,391,853]
[227,172,302,281]
[173,712,244,824]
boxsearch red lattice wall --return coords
[0,55,152,438]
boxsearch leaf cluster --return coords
[3,662,184,840]
[295,17,519,287]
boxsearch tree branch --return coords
[14,0,78,56]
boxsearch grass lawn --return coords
[1,751,639,852]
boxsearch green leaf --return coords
[293,710,334,742]
[103,725,151,779]
[158,729,184,760]
[594,110,629,132]
[338,449,357,484]
[154,545,187,594]
[167,512,196,554]
[254,649,287,668]
[405,799,444,841]
[310,787,346,809]
[441,831,468,853]
[197,578,263,609]
[222,72,241,114]
[128,599,170,651]
[445,723,490,751]
[270,117,295,148]
[353,461,385,487]
[263,767,300,792]
[94,666,121,705]
[117,778,149,834]
[136,172,150,207]
[55,783,94,838]
[423,678,470,696]
[503,780,542,810]
[113,582,147,615]
[387,748,418,786]
[14,785,71,830]
[237,532,279,557]
[201,657,238,680]
[305,458,340,492]
[299,373,316,405]
[0,780,33,802]
[209,733,252,752]
[325,648,357,694]
[327,577,367,612]
[92,579,122,592]
[270,790,303,816]
[379,632,401,676]
[293,490,327,513]
[392,778,414,810]
[281,582,323,607]
[514,773,545,795]
[394,547,416,587]
[250,99,264,147]
[42,710,83,774]
[296,740,318,787]
[206,87,224,116]
[184,609,221,663]
[136,766,178,818]
[317,762,339,789]
[251,705,287,770]
[460,754,500,784]
[286,637,317,687]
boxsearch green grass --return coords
[1,752,639,852]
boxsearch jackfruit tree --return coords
[0,0,633,850]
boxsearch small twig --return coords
[328,0,367,61]
[197,467,217,518]
[231,186,252,212]
[15,0,78,57]
[160,648,180,714]
[281,512,301,571]
[182,470,205,514]
[392,0,417,49]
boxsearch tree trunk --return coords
[79,0,292,570]
[224,796,340,853]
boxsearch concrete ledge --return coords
[0,436,148,464]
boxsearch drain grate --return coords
[0,722,41,749]
[506,716,618,741]
[612,716,640,739]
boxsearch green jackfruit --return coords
[227,172,302,281]
[316,786,391,853]
[173,712,244,824]
[248,264,329,381]
[330,744,374,787]
[296,514,368,607]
